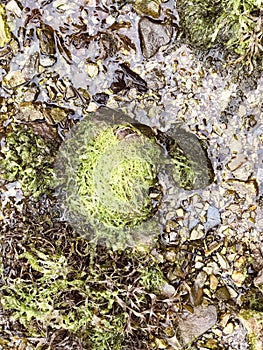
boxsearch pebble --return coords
[232,270,246,287]
[209,274,219,291]
[134,0,161,18]
[138,17,172,58]
[223,322,235,335]
[177,305,217,345]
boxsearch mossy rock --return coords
[55,107,163,247]
[55,107,214,247]
[176,0,263,64]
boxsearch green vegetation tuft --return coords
[55,117,163,247]
[170,147,197,190]
[0,124,55,199]
[177,0,263,67]
[139,265,166,293]
[0,241,169,349]
[0,248,126,346]
[75,124,159,228]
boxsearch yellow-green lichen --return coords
[0,4,11,48]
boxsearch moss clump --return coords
[55,115,162,246]
[0,248,126,349]
[139,265,166,293]
[169,146,197,190]
[76,125,159,228]
[0,124,55,199]
[0,233,170,349]
[177,0,263,66]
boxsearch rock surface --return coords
[177,305,217,344]
[139,17,172,58]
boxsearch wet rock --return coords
[5,0,22,18]
[15,102,70,124]
[204,205,221,231]
[0,4,11,48]
[177,305,217,345]
[139,17,172,58]
[85,61,99,79]
[37,23,56,67]
[160,282,176,298]
[93,92,109,105]
[39,55,56,67]
[37,24,56,56]
[215,287,231,301]
[2,52,40,89]
[111,63,147,93]
[165,128,214,190]
[2,70,28,88]
[134,0,161,19]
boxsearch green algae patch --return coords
[55,108,214,247]
[165,127,214,190]
[76,124,160,228]
[55,109,163,248]
[0,124,56,199]
[177,0,263,67]
[0,4,11,48]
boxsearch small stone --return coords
[2,70,27,88]
[134,0,161,18]
[238,104,247,117]
[204,206,221,231]
[232,163,253,181]
[232,270,246,287]
[195,261,204,269]
[40,55,56,68]
[6,0,22,18]
[87,101,98,112]
[215,287,231,301]
[190,225,205,240]
[85,62,99,79]
[219,313,231,327]
[227,154,247,171]
[233,256,246,269]
[216,253,229,270]
[160,283,176,298]
[165,250,177,262]
[210,274,219,291]
[154,338,168,349]
[16,102,44,121]
[139,17,172,58]
[223,322,235,335]
[176,208,184,217]
[177,305,217,345]
[2,52,40,88]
